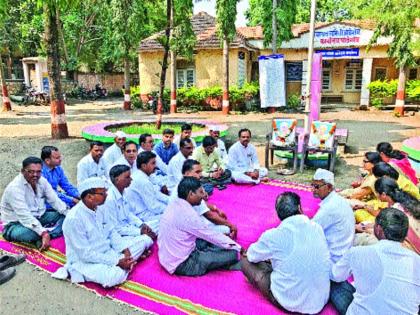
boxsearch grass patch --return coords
[106,123,205,135]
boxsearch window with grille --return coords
[345,68,363,91]
[322,68,332,91]
[176,68,195,88]
[374,68,387,81]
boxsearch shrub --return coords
[287,94,301,109]
[406,80,420,101]
[367,80,398,99]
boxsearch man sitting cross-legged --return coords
[330,208,420,315]
[53,177,153,288]
[41,145,80,208]
[193,136,231,188]
[311,169,355,265]
[98,165,158,238]
[103,131,127,166]
[1,157,69,251]
[241,192,331,314]
[170,159,237,238]
[227,128,268,184]
[126,151,170,223]
[77,141,107,185]
[158,177,241,276]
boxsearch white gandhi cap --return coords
[313,168,335,186]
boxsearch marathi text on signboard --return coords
[315,48,360,58]
[315,27,361,46]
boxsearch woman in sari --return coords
[340,152,381,201]
[354,177,419,253]
[377,142,418,185]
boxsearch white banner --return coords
[258,54,286,108]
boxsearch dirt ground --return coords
[0,99,419,314]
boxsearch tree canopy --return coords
[348,0,419,68]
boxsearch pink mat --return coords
[0,180,337,315]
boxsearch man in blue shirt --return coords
[41,146,79,208]
[154,128,178,164]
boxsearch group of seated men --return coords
[0,123,418,314]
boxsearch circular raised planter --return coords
[81,120,229,144]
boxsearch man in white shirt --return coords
[209,126,228,163]
[158,177,241,276]
[1,157,68,251]
[311,169,355,265]
[103,131,127,166]
[112,141,139,174]
[77,141,108,185]
[98,164,159,236]
[173,123,197,148]
[53,177,153,288]
[242,192,331,314]
[330,208,420,315]
[138,133,168,175]
[138,133,170,193]
[167,138,194,188]
[126,151,169,222]
[227,128,268,184]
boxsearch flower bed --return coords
[81,120,229,144]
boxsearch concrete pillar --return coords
[23,62,30,86]
[360,58,373,107]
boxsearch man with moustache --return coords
[227,128,268,184]
[112,141,139,174]
[103,131,127,166]
[1,157,69,250]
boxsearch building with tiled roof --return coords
[138,13,420,106]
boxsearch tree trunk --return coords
[45,3,69,139]
[169,0,177,114]
[222,36,230,115]
[0,57,12,112]
[156,0,172,129]
[123,57,131,110]
[394,65,406,117]
[272,0,277,54]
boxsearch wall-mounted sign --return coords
[316,48,359,58]
[315,26,361,46]
[286,62,303,81]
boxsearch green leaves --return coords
[216,0,238,42]
[350,0,419,68]
[247,0,297,48]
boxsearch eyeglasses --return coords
[125,150,137,153]
[311,183,327,190]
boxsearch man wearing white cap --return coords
[103,131,127,166]
[53,177,153,288]
[311,168,354,265]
